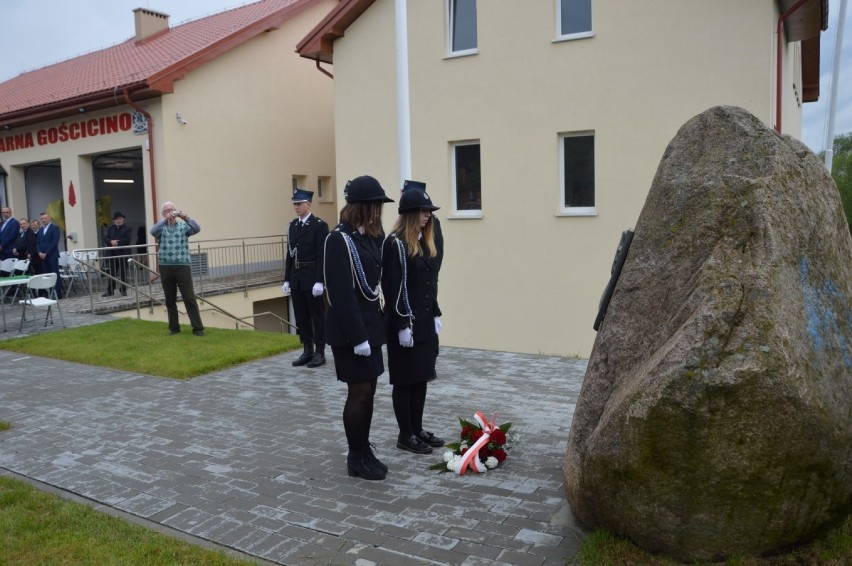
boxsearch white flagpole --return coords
[824,0,848,171]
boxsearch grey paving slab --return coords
[0,312,589,565]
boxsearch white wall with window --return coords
[557,0,593,40]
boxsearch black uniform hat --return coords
[112,211,125,219]
[398,188,440,214]
[402,179,427,192]
[292,188,314,203]
[344,175,394,203]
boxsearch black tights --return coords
[392,381,427,439]
[343,379,377,451]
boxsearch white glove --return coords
[312,282,324,297]
[398,327,414,347]
[281,281,290,294]
[434,317,443,334]
[353,340,371,356]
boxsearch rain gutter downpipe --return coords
[395,0,412,185]
[776,0,811,133]
[122,88,159,227]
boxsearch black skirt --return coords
[331,345,384,382]
[387,334,438,385]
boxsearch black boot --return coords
[365,443,388,473]
[346,449,386,480]
[292,343,314,366]
[307,342,326,368]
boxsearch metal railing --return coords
[67,235,294,332]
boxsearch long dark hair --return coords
[340,202,384,238]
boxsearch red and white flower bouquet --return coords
[430,411,513,475]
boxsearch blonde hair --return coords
[391,211,436,258]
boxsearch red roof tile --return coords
[0,0,320,126]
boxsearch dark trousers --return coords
[160,264,203,332]
[291,288,325,345]
[106,256,127,292]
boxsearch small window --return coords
[292,175,306,192]
[557,0,593,39]
[449,0,477,55]
[560,133,595,214]
[317,176,333,202]
[452,141,481,215]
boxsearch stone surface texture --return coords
[564,105,852,561]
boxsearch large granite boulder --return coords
[564,106,852,561]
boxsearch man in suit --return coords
[13,217,35,274]
[0,206,20,260]
[36,212,62,298]
[282,188,329,368]
[102,211,132,296]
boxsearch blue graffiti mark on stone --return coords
[800,257,852,368]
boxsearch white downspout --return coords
[824,0,848,171]
[395,0,412,186]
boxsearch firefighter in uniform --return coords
[282,188,329,367]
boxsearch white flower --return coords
[485,456,498,469]
[447,455,462,472]
[443,450,454,462]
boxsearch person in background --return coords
[0,206,19,260]
[36,212,62,298]
[102,211,132,296]
[382,183,445,456]
[150,202,205,336]
[13,217,35,274]
[324,175,393,481]
[29,219,42,274]
[282,188,329,368]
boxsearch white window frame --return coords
[450,140,482,218]
[555,0,594,42]
[447,0,478,58]
[558,132,596,217]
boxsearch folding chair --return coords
[0,257,15,277]
[19,273,65,332]
[9,259,31,302]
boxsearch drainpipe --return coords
[314,59,333,79]
[395,0,412,185]
[122,88,159,227]
[776,0,811,133]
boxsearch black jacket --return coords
[284,214,328,291]
[324,221,386,348]
[382,234,441,343]
[103,224,132,257]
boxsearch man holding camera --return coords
[283,188,328,367]
[150,201,205,336]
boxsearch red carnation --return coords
[471,430,484,443]
[493,449,507,463]
[461,425,472,439]
[490,429,507,445]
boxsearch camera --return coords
[171,210,182,218]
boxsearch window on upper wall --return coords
[557,0,593,40]
[452,141,481,215]
[448,0,477,55]
[560,133,595,215]
[317,176,333,202]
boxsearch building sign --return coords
[0,112,133,153]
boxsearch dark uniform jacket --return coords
[324,221,386,349]
[15,228,35,259]
[382,234,441,344]
[284,214,328,291]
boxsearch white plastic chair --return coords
[0,257,15,277]
[19,272,65,332]
[8,259,31,302]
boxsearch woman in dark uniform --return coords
[382,187,445,455]
[324,175,393,481]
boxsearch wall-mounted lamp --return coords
[176,113,188,125]
[2,125,11,131]
[78,107,87,113]
[103,179,134,184]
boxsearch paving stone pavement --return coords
[0,308,590,565]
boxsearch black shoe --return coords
[120,288,127,296]
[193,329,205,336]
[397,434,433,454]
[306,351,326,368]
[417,430,445,447]
[102,291,113,297]
[292,344,314,366]
[169,329,181,335]
[347,449,386,480]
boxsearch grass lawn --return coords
[0,476,255,566]
[0,318,301,379]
